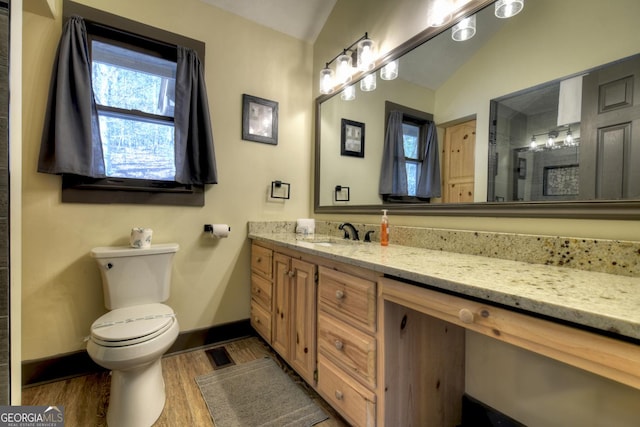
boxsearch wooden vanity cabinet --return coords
[250,243,274,342]
[272,252,317,385]
[317,266,379,427]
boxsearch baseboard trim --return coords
[22,319,254,387]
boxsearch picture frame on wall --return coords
[340,118,365,158]
[242,94,278,145]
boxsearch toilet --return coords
[87,243,180,427]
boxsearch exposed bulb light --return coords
[429,0,453,27]
[380,60,399,80]
[495,0,524,19]
[319,66,335,95]
[565,128,574,146]
[360,73,377,92]
[357,37,376,71]
[452,15,476,42]
[336,52,353,84]
[546,130,558,148]
[530,135,537,150]
[341,85,356,101]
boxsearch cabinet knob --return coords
[254,317,260,323]
[335,390,343,400]
[257,257,262,263]
[335,290,345,300]
[334,340,344,351]
[288,270,295,278]
[458,308,474,324]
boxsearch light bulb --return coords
[357,38,376,71]
[429,0,453,27]
[530,136,537,150]
[319,67,335,95]
[565,128,574,145]
[336,53,353,84]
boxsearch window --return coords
[382,101,435,202]
[92,39,177,181]
[57,1,211,206]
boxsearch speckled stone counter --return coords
[248,228,640,341]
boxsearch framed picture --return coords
[340,119,365,158]
[242,94,278,145]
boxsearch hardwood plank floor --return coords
[22,336,349,427]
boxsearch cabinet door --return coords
[272,253,291,357]
[289,259,317,385]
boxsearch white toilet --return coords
[87,243,180,427]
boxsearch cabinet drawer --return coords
[250,299,271,342]
[318,266,376,333]
[251,244,273,279]
[251,273,272,310]
[318,311,376,389]
[317,354,376,427]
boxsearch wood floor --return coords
[22,336,349,427]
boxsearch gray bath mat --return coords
[196,357,328,427]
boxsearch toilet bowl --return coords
[87,303,179,427]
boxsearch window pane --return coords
[402,123,420,159]
[99,115,175,180]
[92,41,176,116]
[406,161,419,196]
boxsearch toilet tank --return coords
[90,243,179,309]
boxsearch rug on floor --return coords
[195,356,329,427]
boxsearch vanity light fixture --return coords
[380,60,399,80]
[528,126,579,152]
[360,73,377,92]
[341,85,356,101]
[319,32,377,96]
[495,0,524,19]
[452,15,477,41]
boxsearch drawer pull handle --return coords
[335,340,344,350]
[335,290,345,300]
[458,308,474,324]
[335,390,343,400]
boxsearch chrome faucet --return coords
[338,223,359,241]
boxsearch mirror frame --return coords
[314,0,640,220]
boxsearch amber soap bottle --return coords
[380,209,389,246]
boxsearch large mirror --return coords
[315,0,640,218]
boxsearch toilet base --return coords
[107,358,166,427]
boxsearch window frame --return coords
[61,1,207,206]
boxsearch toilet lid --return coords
[91,303,175,347]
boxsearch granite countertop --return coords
[249,232,640,341]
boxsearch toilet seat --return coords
[91,303,175,347]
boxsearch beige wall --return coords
[314,0,640,241]
[22,0,313,360]
[315,0,640,425]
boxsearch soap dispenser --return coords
[380,209,389,246]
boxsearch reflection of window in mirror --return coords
[382,102,435,203]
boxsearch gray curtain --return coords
[416,121,441,198]
[174,46,218,185]
[379,111,408,196]
[37,16,105,177]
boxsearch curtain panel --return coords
[37,16,105,177]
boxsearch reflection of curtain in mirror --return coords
[379,111,408,196]
[416,122,441,198]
